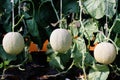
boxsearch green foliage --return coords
[83,19,99,40]
[0,46,16,61]
[49,53,65,71]
[115,37,120,48]
[62,0,79,15]
[0,45,16,68]
[84,0,116,19]
[113,18,120,33]
[37,1,57,27]
[88,64,109,80]
[0,0,120,79]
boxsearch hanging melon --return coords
[2,32,25,55]
[94,42,117,64]
[50,29,72,53]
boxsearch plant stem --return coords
[40,61,74,79]
[0,46,29,79]
[115,0,118,17]
[59,0,62,28]
[106,38,119,54]
[50,0,59,21]
[45,71,67,78]
[82,54,87,80]
[79,0,87,79]
[78,0,84,31]
[84,30,90,50]
[1,68,6,80]
[14,15,24,27]
[107,21,116,39]
[104,0,109,37]
[11,0,15,32]
[107,0,118,39]
[8,46,29,70]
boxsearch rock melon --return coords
[2,32,25,55]
[50,29,72,53]
[94,42,117,64]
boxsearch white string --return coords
[11,0,15,31]
[104,0,108,36]
[105,0,108,25]
[59,0,62,28]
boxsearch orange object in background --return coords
[29,40,49,53]
[88,42,98,51]
[29,42,39,53]
[41,40,48,52]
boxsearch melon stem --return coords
[11,0,15,32]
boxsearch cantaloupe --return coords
[2,32,25,55]
[50,29,72,53]
[94,42,117,64]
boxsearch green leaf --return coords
[71,42,82,63]
[83,19,98,40]
[95,32,106,43]
[84,52,95,66]
[58,50,71,67]
[88,64,109,80]
[2,0,12,14]
[0,45,16,61]
[71,37,86,67]
[113,18,120,33]
[49,53,65,71]
[84,0,116,19]
[106,0,116,19]
[14,0,19,4]
[15,52,26,64]
[0,63,3,68]
[38,1,57,27]
[24,11,49,48]
[37,0,79,27]
[62,0,79,15]
[72,38,95,67]
[76,37,87,53]
[84,0,105,19]
[115,37,120,48]
[72,37,86,57]
[26,17,43,48]
[26,18,39,37]
[69,20,79,37]
[4,60,10,66]
[2,14,12,32]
